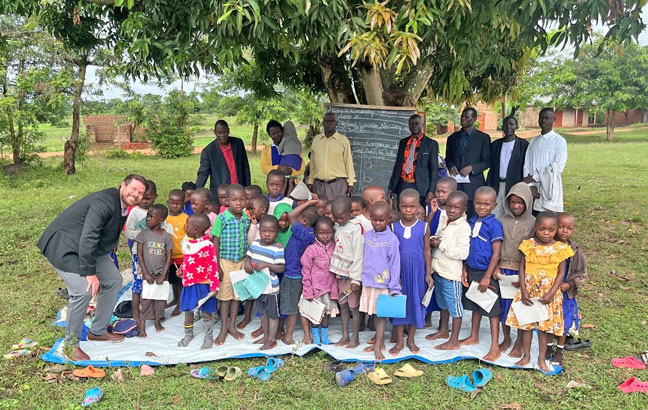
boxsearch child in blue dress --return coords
[389,188,432,356]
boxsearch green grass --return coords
[2,132,648,409]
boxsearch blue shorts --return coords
[128,239,142,295]
[434,274,463,318]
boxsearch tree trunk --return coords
[12,58,26,164]
[64,57,88,175]
[593,109,597,125]
[501,95,507,119]
[7,108,19,164]
[251,122,258,154]
[316,52,354,104]
[357,63,384,106]
[606,109,614,142]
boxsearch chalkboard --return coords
[327,104,417,193]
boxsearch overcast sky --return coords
[93,5,648,100]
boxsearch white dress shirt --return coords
[523,130,568,212]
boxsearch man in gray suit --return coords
[38,174,147,361]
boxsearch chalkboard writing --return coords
[327,104,417,193]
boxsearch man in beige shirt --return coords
[307,112,356,199]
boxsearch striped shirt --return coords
[246,240,285,295]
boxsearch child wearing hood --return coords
[496,182,535,356]
[278,121,303,172]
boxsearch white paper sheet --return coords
[298,297,325,324]
[465,281,498,313]
[452,173,470,184]
[141,281,170,301]
[498,274,520,299]
[422,287,434,308]
[511,298,549,326]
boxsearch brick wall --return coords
[83,115,150,146]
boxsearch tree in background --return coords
[418,96,460,135]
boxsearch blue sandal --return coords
[446,375,476,393]
[265,357,284,373]
[472,368,492,387]
[190,367,217,380]
[248,365,272,382]
[81,387,103,407]
[335,369,356,387]
[353,362,375,374]
[539,363,563,376]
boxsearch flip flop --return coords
[564,338,592,351]
[394,363,423,378]
[367,368,392,385]
[3,349,30,360]
[612,356,646,370]
[538,363,563,376]
[224,366,241,382]
[353,362,376,375]
[190,367,218,380]
[335,369,356,387]
[619,377,639,393]
[215,365,229,378]
[446,375,476,392]
[265,357,284,373]
[73,366,106,379]
[472,368,493,387]
[11,338,38,350]
[81,387,103,407]
[248,365,271,382]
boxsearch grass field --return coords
[1,126,647,409]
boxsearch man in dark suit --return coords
[196,120,251,204]
[388,114,439,205]
[445,107,491,218]
[37,174,147,361]
[486,116,529,217]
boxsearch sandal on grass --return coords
[446,375,476,392]
[11,338,38,350]
[3,349,30,360]
[618,377,648,394]
[190,367,218,380]
[335,369,356,387]
[224,367,241,382]
[248,366,271,382]
[81,387,103,407]
[367,368,392,385]
[612,356,646,370]
[352,362,375,375]
[323,360,344,373]
[265,357,284,373]
[472,369,493,387]
[538,363,563,376]
[72,365,106,379]
[564,338,592,351]
[215,365,229,378]
[394,364,423,378]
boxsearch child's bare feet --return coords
[406,339,420,354]
[537,359,550,373]
[367,335,376,345]
[214,331,227,346]
[303,334,313,345]
[425,330,449,341]
[509,346,523,358]
[281,336,295,345]
[254,337,265,344]
[459,336,480,346]
[336,336,350,347]
[389,341,404,356]
[482,348,501,362]
[138,329,147,338]
[498,338,511,353]
[363,345,375,353]
[260,341,278,350]
[374,348,385,362]
[345,335,360,349]
[229,328,245,340]
[435,339,460,350]
[170,306,181,317]
[236,317,251,330]
[251,326,263,338]
[276,329,285,341]
[514,355,530,367]
[154,322,165,333]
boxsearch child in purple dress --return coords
[389,189,432,356]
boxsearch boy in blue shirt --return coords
[460,186,504,362]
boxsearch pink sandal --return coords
[612,356,646,370]
[619,377,639,393]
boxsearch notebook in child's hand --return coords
[376,294,407,318]
[141,281,170,301]
[298,297,326,325]
[465,281,498,313]
[511,298,549,326]
[421,287,434,308]
[244,269,271,300]
[499,275,520,299]
[230,270,252,300]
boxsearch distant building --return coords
[83,115,150,149]
[518,106,589,129]
[605,109,648,126]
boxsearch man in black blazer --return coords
[486,116,529,217]
[196,120,251,204]
[388,114,439,205]
[37,174,147,361]
[445,107,491,218]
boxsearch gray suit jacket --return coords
[37,188,126,276]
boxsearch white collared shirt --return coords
[524,130,567,212]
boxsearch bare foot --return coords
[155,325,165,333]
[214,331,227,346]
[426,331,449,341]
[367,336,376,345]
[229,328,245,340]
[514,355,530,367]
[276,330,285,341]
[254,337,265,345]
[459,336,480,346]
[260,341,278,350]
[407,339,420,354]
[138,330,148,338]
[170,306,181,317]
[251,326,264,339]
[236,317,251,330]
[363,345,375,353]
[389,342,404,356]
[498,339,511,353]
[374,349,385,361]
[345,336,360,349]
[303,335,313,345]
[482,349,501,362]
[509,346,523,358]
[282,336,295,345]
[434,339,461,350]
[336,336,350,347]
[389,332,397,343]
[538,360,550,373]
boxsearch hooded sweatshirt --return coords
[278,121,303,156]
[565,240,587,298]
[498,182,535,270]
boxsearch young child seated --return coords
[359,202,401,360]
[164,189,188,317]
[330,196,364,348]
[124,179,156,327]
[497,182,534,357]
[505,211,574,373]
[301,216,338,345]
[212,184,251,345]
[267,169,294,213]
[217,183,231,214]
[390,189,431,355]
[191,188,217,234]
[181,181,196,215]
[459,187,503,361]
[426,191,471,350]
[280,198,319,344]
[135,204,173,337]
[244,215,286,350]
[350,195,363,218]
[547,212,588,367]
[177,213,219,349]
[316,195,328,216]
[355,185,385,233]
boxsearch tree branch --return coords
[84,0,116,5]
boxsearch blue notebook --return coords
[376,294,407,318]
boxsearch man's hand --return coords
[459,165,473,177]
[351,283,361,293]
[346,185,354,197]
[425,192,435,205]
[86,275,100,297]
[429,237,441,248]
[449,166,459,176]
[530,186,540,199]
